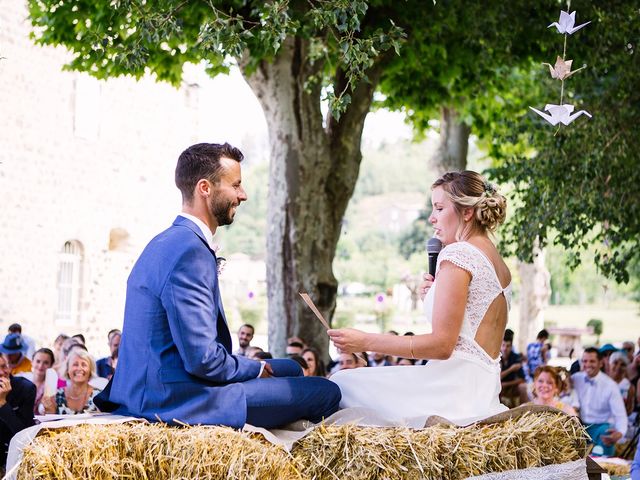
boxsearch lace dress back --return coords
[330,240,511,425]
[424,242,512,366]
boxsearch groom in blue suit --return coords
[99,143,340,428]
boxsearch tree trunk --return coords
[517,245,551,354]
[430,106,470,174]
[240,38,379,359]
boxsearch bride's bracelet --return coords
[409,336,415,359]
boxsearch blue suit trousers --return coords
[242,359,341,428]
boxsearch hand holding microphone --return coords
[420,238,442,300]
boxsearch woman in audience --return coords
[289,355,310,375]
[527,366,577,416]
[302,348,327,377]
[18,348,57,414]
[610,351,636,415]
[55,337,81,382]
[51,333,69,374]
[42,349,99,414]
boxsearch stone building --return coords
[0,2,267,356]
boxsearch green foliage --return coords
[378,0,556,137]
[398,209,431,260]
[587,318,603,345]
[489,0,639,284]
[238,304,263,327]
[587,318,603,336]
[27,0,403,118]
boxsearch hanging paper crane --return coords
[529,104,592,126]
[548,10,591,35]
[531,10,592,129]
[542,56,586,80]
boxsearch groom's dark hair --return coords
[175,142,244,204]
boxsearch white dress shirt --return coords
[572,371,628,436]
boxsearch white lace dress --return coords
[330,242,511,426]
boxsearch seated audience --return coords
[245,346,264,360]
[234,324,255,356]
[0,355,35,467]
[289,355,310,375]
[526,366,577,416]
[369,351,394,367]
[526,329,549,381]
[572,347,627,456]
[500,338,525,407]
[0,334,32,375]
[335,353,362,372]
[253,351,273,360]
[17,348,58,415]
[287,336,307,348]
[302,348,327,377]
[52,334,70,374]
[7,324,35,360]
[43,349,100,415]
[96,330,121,379]
[623,341,636,362]
[396,357,416,366]
[609,351,636,415]
[599,343,618,376]
[56,337,82,381]
[286,342,304,357]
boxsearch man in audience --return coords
[369,351,393,367]
[286,342,304,357]
[71,334,86,345]
[0,334,31,375]
[623,341,636,362]
[525,329,549,381]
[245,346,264,360]
[500,338,525,407]
[234,324,255,356]
[598,343,618,376]
[7,324,35,359]
[572,347,627,456]
[96,330,122,379]
[337,353,360,371]
[0,355,35,467]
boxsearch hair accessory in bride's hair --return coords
[484,181,496,195]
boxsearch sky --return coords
[182,62,415,154]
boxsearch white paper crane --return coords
[529,104,592,126]
[548,11,591,35]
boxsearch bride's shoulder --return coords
[438,242,479,272]
[440,241,480,261]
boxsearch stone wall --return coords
[0,2,204,356]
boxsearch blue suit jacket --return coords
[108,216,261,427]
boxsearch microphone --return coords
[426,237,443,277]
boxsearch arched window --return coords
[56,240,84,326]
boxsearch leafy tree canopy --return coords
[28,0,404,117]
[488,0,639,284]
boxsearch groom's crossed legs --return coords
[241,358,341,428]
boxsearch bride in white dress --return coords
[329,170,512,426]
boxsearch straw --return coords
[17,411,587,480]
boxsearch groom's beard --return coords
[210,196,236,226]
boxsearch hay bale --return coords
[18,423,299,480]
[595,460,631,477]
[291,411,588,479]
[18,411,587,480]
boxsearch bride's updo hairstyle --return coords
[432,171,507,239]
